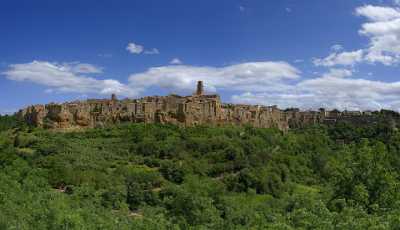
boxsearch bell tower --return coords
[195,81,204,96]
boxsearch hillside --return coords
[1,114,400,229]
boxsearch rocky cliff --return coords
[16,81,375,131]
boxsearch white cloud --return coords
[7,59,400,111]
[170,58,183,65]
[285,7,292,13]
[331,44,343,52]
[2,61,138,97]
[144,48,160,55]
[2,60,300,100]
[313,5,400,66]
[356,5,400,65]
[322,68,353,78]
[126,42,159,55]
[61,62,103,74]
[239,6,245,12]
[126,42,144,54]
[232,69,400,111]
[128,61,300,94]
[313,50,364,66]
[355,5,400,21]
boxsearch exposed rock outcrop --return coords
[16,81,375,131]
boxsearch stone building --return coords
[16,81,373,131]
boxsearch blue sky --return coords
[2,0,400,114]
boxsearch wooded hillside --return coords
[1,115,399,229]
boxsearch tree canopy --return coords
[1,114,400,229]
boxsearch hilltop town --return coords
[17,81,380,131]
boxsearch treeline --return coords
[0,114,17,132]
[0,114,400,229]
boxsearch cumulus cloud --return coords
[313,50,364,67]
[2,60,300,100]
[2,61,138,97]
[331,44,343,52]
[322,68,353,78]
[144,48,160,55]
[170,58,183,65]
[126,42,160,55]
[126,42,144,54]
[314,5,400,66]
[356,5,400,65]
[355,5,400,21]
[232,68,400,111]
[61,62,103,74]
[128,62,300,94]
[6,59,400,111]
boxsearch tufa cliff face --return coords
[16,81,373,131]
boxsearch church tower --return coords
[195,81,204,96]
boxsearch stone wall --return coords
[16,81,375,131]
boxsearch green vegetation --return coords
[1,114,400,229]
[0,115,17,132]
